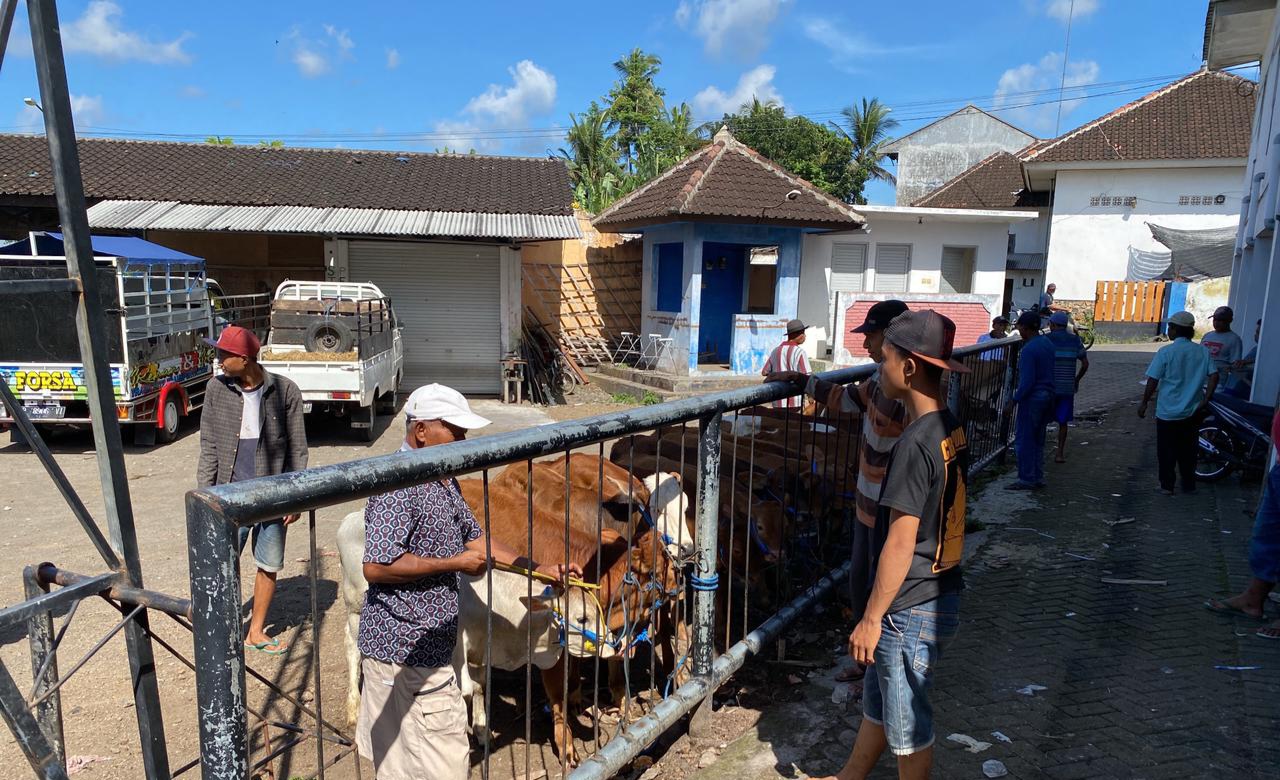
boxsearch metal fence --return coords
[183,335,1020,780]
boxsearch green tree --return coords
[831,97,899,204]
[715,99,856,201]
[558,102,623,213]
[205,135,235,146]
[605,48,665,173]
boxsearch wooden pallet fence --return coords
[1093,280,1167,323]
[521,260,642,366]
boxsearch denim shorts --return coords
[238,519,286,573]
[862,592,960,756]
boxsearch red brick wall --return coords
[843,299,992,358]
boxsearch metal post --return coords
[23,566,65,770]
[946,368,962,417]
[186,493,248,780]
[688,410,721,736]
[26,2,170,777]
[0,659,69,780]
[308,511,326,779]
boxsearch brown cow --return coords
[456,479,677,763]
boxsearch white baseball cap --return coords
[403,384,491,429]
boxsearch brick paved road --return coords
[686,368,1279,780]
[1073,343,1161,416]
[921,407,1280,778]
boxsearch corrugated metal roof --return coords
[1006,252,1047,271]
[86,200,583,240]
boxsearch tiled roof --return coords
[911,151,1047,209]
[593,128,864,231]
[1021,69,1256,164]
[0,134,574,215]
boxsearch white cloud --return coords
[386,48,401,70]
[63,1,192,64]
[692,64,782,118]
[994,52,1100,134]
[287,24,356,78]
[16,94,104,133]
[1046,0,1100,22]
[802,17,939,68]
[180,85,206,99]
[676,0,785,59]
[432,60,558,153]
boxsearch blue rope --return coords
[690,573,720,591]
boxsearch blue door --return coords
[698,243,746,363]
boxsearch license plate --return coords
[302,402,313,414]
[24,402,65,420]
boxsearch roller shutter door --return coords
[348,241,501,394]
[873,244,911,293]
[940,247,974,294]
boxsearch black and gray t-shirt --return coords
[231,385,262,483]
[871,409,968,614]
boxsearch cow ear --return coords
[667,471,682,486]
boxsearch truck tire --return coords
[304,320,354,353]
[157,397,182,443]
[352,405,377,442]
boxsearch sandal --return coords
[1204,599,1265,620]
[245,637,289,655]
[1257,623,1280,641]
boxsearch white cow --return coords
[337,510,613,740]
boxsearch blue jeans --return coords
[238,519,286,573]
[863,592,961,756]
[1016,391,1054,485]
[1250,464,1280,584]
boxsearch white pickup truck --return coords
[258,281,403,441]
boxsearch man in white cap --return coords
[1139,312,1217,495]
[356,384,578,780]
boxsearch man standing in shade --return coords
[1201,306,1242,388]
[1046,311,1089,463]
[1007,311,1055,490]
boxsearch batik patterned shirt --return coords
[357,478,482,669]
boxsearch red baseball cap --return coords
[206,325,260,358]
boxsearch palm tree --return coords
[832,98,900,204]
[558,103,623,213]
[606,48,665,173]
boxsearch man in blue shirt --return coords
[1007,311,1056,490]
[1046,311,1090,463]
[1139,312,1218,495]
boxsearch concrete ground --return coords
[673,344,1280,780]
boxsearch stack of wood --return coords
[521,259,641,367]
[520,311,588,406]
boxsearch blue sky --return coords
[0,1,1229,204]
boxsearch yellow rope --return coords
[491,560,600,590]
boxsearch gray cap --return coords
[1167,311,1195,328]
[786,318,808,335]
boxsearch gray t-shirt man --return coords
[1201,329,1242,383]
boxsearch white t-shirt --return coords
[239,385,263,439]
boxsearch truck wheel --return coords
[376,387,397,415]
[157,398,182,443]
[305,320,354,353]
[353,406,377,442]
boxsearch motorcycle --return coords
[1196,394,1275,482]
[1008,306,1096,350]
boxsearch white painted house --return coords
[1021,70,1253,303]
[1204,0,1280,408]
[798,205,1036,365]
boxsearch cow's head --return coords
[520,585,619,660]
[642,471,696,560]
[723,495,785,565]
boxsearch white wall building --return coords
[1021,69,1253,303]
[1204,0,1280,407]
[798,205,1036,364]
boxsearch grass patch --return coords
[642,390,662,405]
[610,393,638,404]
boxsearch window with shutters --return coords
[830,243,867,292]
[940,246,975,294]
[873,244,911,293]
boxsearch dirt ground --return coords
[0,396,657,780]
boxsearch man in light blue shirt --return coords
[1139,311,1218,495]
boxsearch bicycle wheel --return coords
[1196,425,1237,481]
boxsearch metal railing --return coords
[186,335,1021,779]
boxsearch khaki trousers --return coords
[357,657,468,780]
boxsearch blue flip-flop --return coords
[245,638,288,655]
